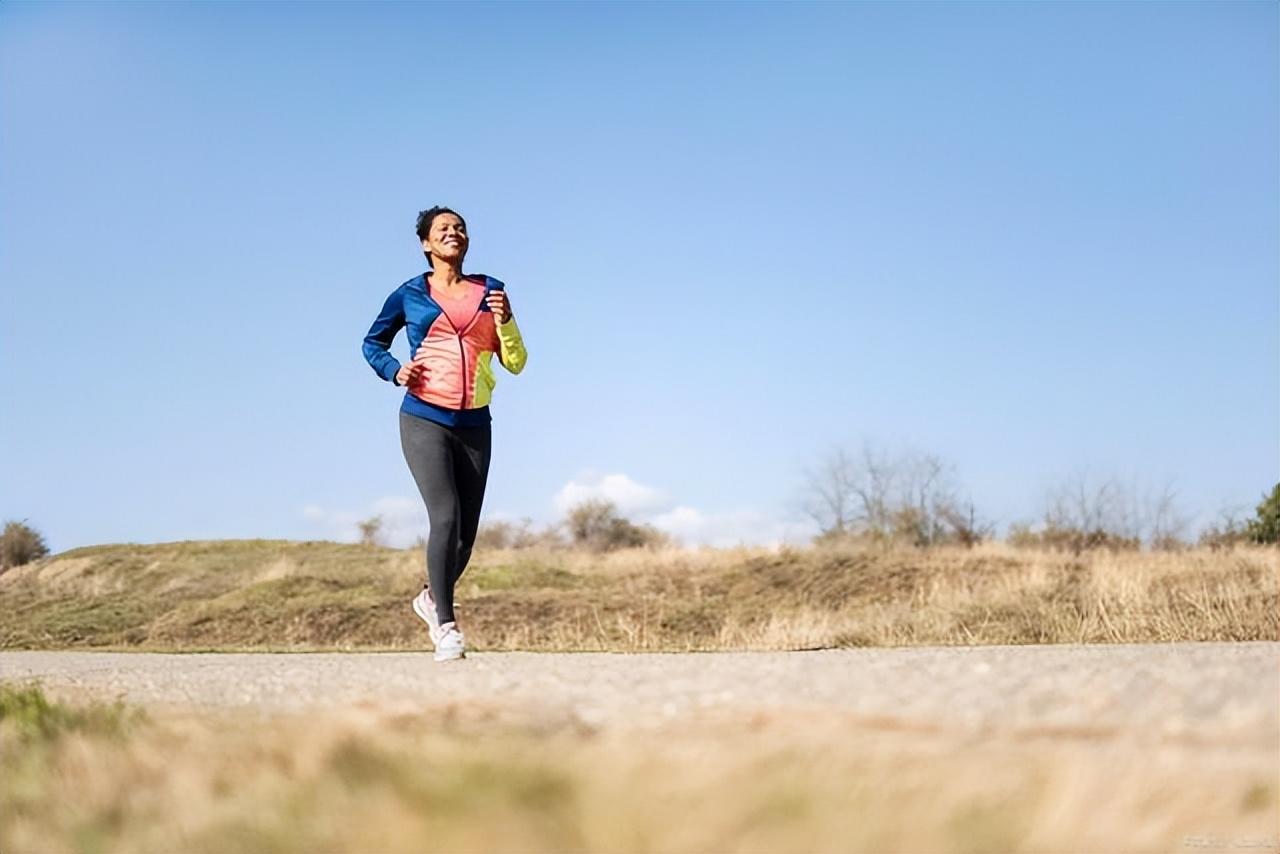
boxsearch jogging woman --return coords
[361,206,528,662]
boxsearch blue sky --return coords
[2,1,1275,552]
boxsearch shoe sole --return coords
[433,648,466,662]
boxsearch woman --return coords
[361,206,528,662]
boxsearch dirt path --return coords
[1,642,1275,755]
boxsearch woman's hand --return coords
[487,290,513,324]
[395,358,429,387]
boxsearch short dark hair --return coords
[416,206,466,268]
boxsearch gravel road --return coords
[1,642,1275,755]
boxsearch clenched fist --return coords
[395,358,429,387]
[487,290,514,324]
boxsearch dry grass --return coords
[1,684,1274,854]
[0,539,1275,651]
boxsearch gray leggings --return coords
[398,411,492,625]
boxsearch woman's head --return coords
[416,206,468,269]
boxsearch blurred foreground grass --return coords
[1,683,1274,854]
[0,539,1275,650]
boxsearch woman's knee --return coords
[428,509,460,538]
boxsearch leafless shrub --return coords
[0,518,50,572]
[564,499,672,552]
[1197,505,1252,551]
[356,515,384,547]
[797,439,992,548]
[474,517,569,550]
[1010,470,1191,554]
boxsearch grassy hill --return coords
[0,539,1275,651]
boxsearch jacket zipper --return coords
[423,275,490,410]
[454,292,490,409]
[457,334,468,408]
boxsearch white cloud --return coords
[302,471,818,553]
[550,472,818,549]
[552,470,670,516]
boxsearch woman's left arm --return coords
[487,287,527,374]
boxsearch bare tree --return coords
[1028,469,1190,552]
[898,451,955,545]
[1044,470,1123,538]
[1137,477,1192,550]
[797,438,990,547]
[798,446,859,535]
[853,442,899,535]
[798,440,903,537]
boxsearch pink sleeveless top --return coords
[429,276,487,331]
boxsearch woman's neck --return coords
[428,258,467,288]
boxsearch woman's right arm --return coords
[362,287,405,384]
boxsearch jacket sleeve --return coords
[496,314,527,374]
[362,286,405,383]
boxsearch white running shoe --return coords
[411,587,442,644]
[433,622,465,662]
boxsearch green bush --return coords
[0,683,140,742]
[1245,483,1280,545]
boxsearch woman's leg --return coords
[450,422,492,589]
[399,412,463,625]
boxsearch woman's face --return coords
[423,213,468,267]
